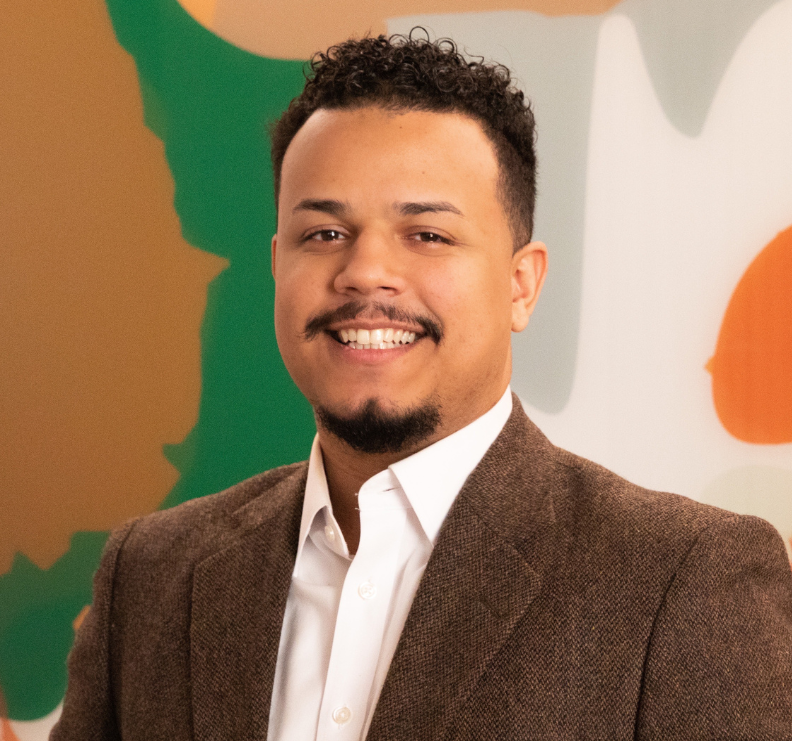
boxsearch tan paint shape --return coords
[178,0,622,60]
[184,0,218,27]
[0,0,227,573]
[72,606,91,633]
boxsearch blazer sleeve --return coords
[49,520,138,741]
[636,514,792,740]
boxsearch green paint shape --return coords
[0,0,311,719]
[100,0,316,494]
[0,533,106,720]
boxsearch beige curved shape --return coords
[177,0,623,60]
[0,0,227,573]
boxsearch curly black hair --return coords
[270,30,538,247]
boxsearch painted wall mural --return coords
[1,0,789,737]
[1,0,312,732]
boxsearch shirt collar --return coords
[389,386,512,544]
[298,386,513,554]
[297,436,336,560]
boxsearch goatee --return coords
[316,398,441,455]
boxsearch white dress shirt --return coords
[267,387,513,741]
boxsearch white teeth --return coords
[338,328,419,349]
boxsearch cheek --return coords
[421,259,513,338]
[273,277,310,367]
[275,260,318,324]
[273,282,293,336]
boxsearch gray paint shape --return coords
[391,1,782,413]
[621,0,780,137]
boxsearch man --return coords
[53,33,792,740]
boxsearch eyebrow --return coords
[292,198,464,219]
[396,201,464,217]
[292,198,349,217]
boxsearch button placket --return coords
[358,581,377,600]
[316,483,406,741]
[332,706,352,726]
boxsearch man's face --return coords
[273,106,545,450]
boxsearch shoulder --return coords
[492,401,786,584]
[470,397,783,575]
[111,460,308,570]
[555,445,782,552]
[544,445,790,603]
[553,446,729,543]
[492,401,759,557]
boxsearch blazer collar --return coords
[190,464,307,741]
[367,395,565,741]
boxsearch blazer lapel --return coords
[190,469,305,741]
[367,398,564,741]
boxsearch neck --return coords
[315,381,510,553]
[317,431,417,555]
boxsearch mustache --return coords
[304,301,444,344]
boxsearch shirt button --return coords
[324,524,335,542]
[332,706,352,725]
[358,581,377,600]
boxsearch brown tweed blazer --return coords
[52,397,792,740]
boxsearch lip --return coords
[327,319,426,337]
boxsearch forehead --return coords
[278,106,501,210]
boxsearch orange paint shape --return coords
[0,684,21,740]
[1,717,21,741]
[709,225,792,444]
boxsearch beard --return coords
[316,397,441,455]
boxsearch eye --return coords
[306,228,345,242]
[410,231,452,245]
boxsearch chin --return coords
[315,394,442,455]
[321,387,412,415]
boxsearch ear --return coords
[271,234,278,280]
[511,241,547,332]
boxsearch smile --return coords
[334,327,418,350]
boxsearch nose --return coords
[333,230,406,298]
